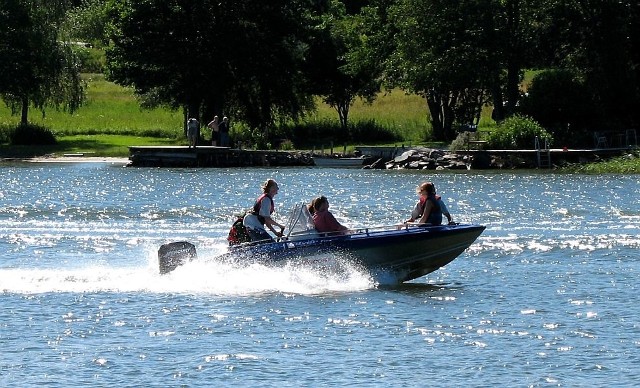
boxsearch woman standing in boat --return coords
[404,182,443,226]
[243,179,286,242]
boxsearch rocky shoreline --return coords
[364,146,631,170]
[1,146,631,170]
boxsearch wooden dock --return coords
[459,147,634,169]
[128,146,313,167]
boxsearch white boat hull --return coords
[312,157,365,168]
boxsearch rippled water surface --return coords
[1,162,639,386]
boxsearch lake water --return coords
[1,161,639,387]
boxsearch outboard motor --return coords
[158,241,197,274]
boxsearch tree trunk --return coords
[426,94,444,141]
[491,80,505,122]
[504,58,521,117]
[21,97,29,125]
[336,100,349,131]
[182,108,188,138]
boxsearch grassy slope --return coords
[2,70,638,172]
[0,74,186,156]
[1,74,435,156]
[39,74,184,136]
[315,90,430,142]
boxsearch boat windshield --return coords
[284,203,317,238]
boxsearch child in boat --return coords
[309,196,350,235]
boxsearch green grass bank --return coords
[1,74,434,157]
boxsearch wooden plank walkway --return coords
[459,147,633,168]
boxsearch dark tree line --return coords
[0,0,84,125]
[2,0,639,145]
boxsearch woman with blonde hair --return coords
[243,179,286,242]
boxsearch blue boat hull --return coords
[214,224,486,283]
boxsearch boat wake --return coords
[165,255,375,295]
[1,248,375,295]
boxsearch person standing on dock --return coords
[187,118,199,148]
[207,116,219,146]
[218,116,230,147]
[243,179,286,242]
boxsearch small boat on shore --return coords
[158,204,485,283]
[311,156,366,168]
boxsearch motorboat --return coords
[158,204,485,283]
[311,155,366,168]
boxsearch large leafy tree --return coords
[387,0,501,141]
[568,0,639,129]
[105,0,321,133]
[306,1,382,131]
[0,0,84,125]
[489,0,540,122]
[64,0,110,47]
[532,0,639,131]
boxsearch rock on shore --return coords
[371,147,469,170]
[373,147,539,170]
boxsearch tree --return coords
[489,0,540,122]
[0,0,84,125]
[105,0,321,134]
[571,0,639,129]
[305,1,382,132]
[519,69,593,147]
[387,0,500,141]
[64,0,110,47]
[220,0,318,132]
[533,0,640,131]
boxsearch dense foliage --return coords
[0,0,84,125]
[486,115,552,150]
[105,0,322,133]
[9,123,57,145]
[519,69,593,147]
[1,0,639,147]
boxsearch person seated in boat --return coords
[243,179,286,242]
[404,182,443,226]
[308,196,350,235]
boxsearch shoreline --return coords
[1,155,131,164]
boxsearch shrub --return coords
[279,139,295,150]
[449,132,471,151]
[349,119,402,143]
[487,115,552,149]
[228,119,401,150]
[0,124,13,144]
[72,45,105,73]
[10,124,57,145]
